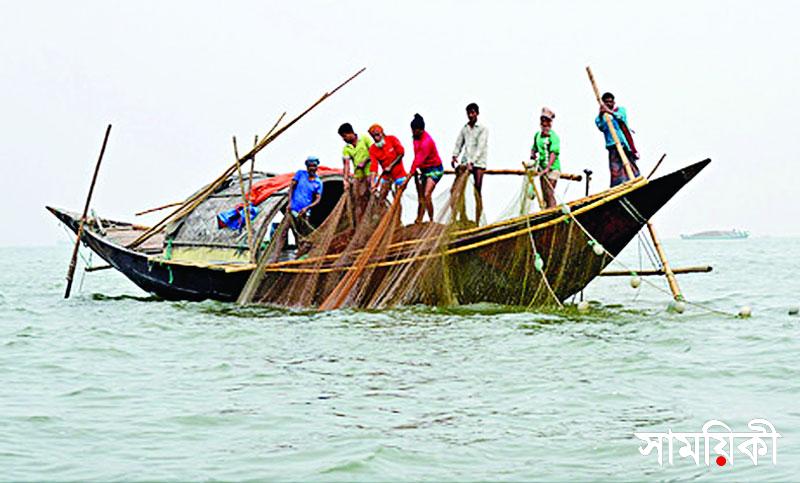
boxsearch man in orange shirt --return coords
[367,124,407,202]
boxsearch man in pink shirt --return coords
[409,113,444,224]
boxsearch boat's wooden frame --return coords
[47,159,710,305]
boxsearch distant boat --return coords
[681,229,749,240]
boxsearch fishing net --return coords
[239,170,614,309]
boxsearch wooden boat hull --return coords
[48,159,710,305]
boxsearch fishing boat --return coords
[48,159,711,306]
[680,229,749,240]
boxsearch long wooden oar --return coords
[586,66,683,301]
[64,124,112,298]
[127,68,365,249]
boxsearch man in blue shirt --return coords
[595,92,640,186]
[286,156,323,236]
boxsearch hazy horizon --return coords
[2,0,798,247]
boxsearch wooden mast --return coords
[586,66,683,301]
[64,124,112,298]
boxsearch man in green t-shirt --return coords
[338,122,373,223]
[528,107,561,209]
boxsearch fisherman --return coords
[285,156,323,239]
[595,92,640,186]
[529,107,561,208]
[367,124,407,201]
[451,102,488,221]
[409,113,444,224]
[338,122,373,222]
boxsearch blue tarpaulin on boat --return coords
[216,205,259,230]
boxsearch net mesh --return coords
[239,171,616,309]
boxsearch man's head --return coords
[305,156,320,175]
[410,113,425,140]
[540,107,555,133]
[602,92,615,110]
[368,124,384,144]
[338,123,357,144]
[466,102,479,125]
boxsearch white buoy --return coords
[577,300,590,313]
[592,243,605,256]
[789,306,799,316]
[739,306,752,318]
[668,300,685,314]
[630,276,642,289]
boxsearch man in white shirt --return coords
[451,102,489,221]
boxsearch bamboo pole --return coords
[134,115,284,220]
[586,66,683,301]
[645,223,683,298]
[647,153,667,179]
[522,162,545,210]
[249,134,258,193]
[600,265,712,277]
[443,169,582,181]
[233,136,255,263]
[85,264,113,273]
[135,202,182,216]
[126,68,365,249]
[65,124,112,298]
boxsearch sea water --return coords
[0,238,798,480]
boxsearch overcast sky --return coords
[1,0,798,246]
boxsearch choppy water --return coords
[1,238,798,481]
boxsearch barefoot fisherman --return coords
[367,124,407,202]
[595,91,641,186]
[409,113,444,224]
[451,102,488,221]
[338,122,373,222]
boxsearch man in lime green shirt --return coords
[338,122,373,223]
[528,107,560,208]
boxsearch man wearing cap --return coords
[529,107,561,209]
[367,124,407,202]
[286,156,323,237]
[595,92,640,186]
[451,102,489,221]
[338,122,373,223]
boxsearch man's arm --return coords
[286,179,297,213]
[451,126,465,166]
[387,154,403,171]
[342,156,351,189]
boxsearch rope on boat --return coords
[538,175,736,317]
[524,213,563,308]
[258,179,648,274]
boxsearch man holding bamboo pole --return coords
[587,66,683,302]
[595,92,640,186]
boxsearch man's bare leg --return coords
[473,167,485,222]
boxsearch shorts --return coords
[352,167,370,180]
[546,170,560,181]
[380,176,406,187]
[418,165,444,182]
